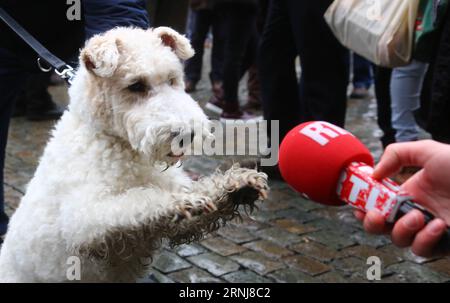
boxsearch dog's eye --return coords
[127,81,148,93]
[169,78,176,86]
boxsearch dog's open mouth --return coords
[168,151,184,158]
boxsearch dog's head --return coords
[69,27,211,164]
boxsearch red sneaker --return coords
[205,96,225,114]
[220,109,262,122]
[185,80,197,93]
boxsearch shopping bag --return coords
[325,0,420,67]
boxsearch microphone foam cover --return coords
[279,121,374,206]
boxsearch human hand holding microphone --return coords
[356,140,450,257]
[279,121,450,257]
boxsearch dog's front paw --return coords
[170,196,218,222]
[222,165,269,206]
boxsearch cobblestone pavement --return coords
[4,50,450,283]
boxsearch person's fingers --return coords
[363,210,387,234]
[391,210,425,247]
[354,209,365,221]
[372,141,438,180]
[399,169,434,211]
[411,219,447,257]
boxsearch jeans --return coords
[390,60,429,142]
[258,0,349,139]
[352,53,373,89]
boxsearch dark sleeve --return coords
[429,13,450,142]
[83,0,150,39]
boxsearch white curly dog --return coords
[0,27,268,282]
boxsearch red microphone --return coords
[279,121,450,250]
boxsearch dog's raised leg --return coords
[70,166,267,281]
[149,166,268,245]
[158,165,268,247]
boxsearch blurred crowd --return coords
[183,0,450,144]
[0,0,450,237]
[182,0,450,181]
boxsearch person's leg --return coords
[19,73,63,121]
[217,3,258,119]
[390,60,429,142]
[185,8,195,39]
[288,0,349,127]
[352,53,373,89]
[241,19,261,111]
[205,7,226,110]
[0,91,14,236]
[373,66,396,148]
[351,53,373,99]
[243,64,261,112]
[184,9,213,90]
[211,10,226,85]
[151,0,189,34]
[240,20,259,78]
[0,49,28,236]
[258,0,299,138]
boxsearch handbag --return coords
[325,0,420,67]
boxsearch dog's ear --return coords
[153,27,195,60]
[80,36,120,77]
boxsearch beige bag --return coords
[324,0,420,67]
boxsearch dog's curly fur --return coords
[0,27,268,282]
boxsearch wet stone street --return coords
[4,50,450,283]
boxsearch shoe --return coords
[12,87,64,120]
[26,106,64,121]
[18,73,65,121]
[220,100,263,121]
[260,164,283,180]
[246,65,262,113]
[239,158,283,181]
[185,80,197,93]
[26,91,64,121]
[242,100,261,113]
[349,87,370,99]
[205,82,225,114]
[205,96,225,114]
[220,109,262,122]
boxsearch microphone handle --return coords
[395,199,450,254]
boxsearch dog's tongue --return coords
[168,151,184,158]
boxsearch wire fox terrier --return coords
[0,27,268,282]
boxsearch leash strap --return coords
[0,7,75,84]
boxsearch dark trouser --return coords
[353,53,373,89]
[0,2,84,235]
[146,0,189,34]
[216,3,258,108]
[184,9,224,84]
[259,0,349,140]
[0,49,30,235]
[373,66,396,148]
[418,13,450,144]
